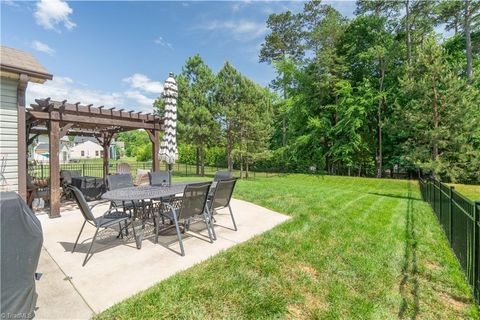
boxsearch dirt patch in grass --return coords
[438,291,469,312]
[424,260,441,270]
[299,264,319,279]
[287,304,305,319]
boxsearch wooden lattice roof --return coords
[27,98,162,137]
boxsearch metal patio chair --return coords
[60,170,81,200]
[106,173,137,208]
[116,163,132,175]
[148,171,171,186]
[68,185,132,266]
[213,171,233,181]
[208,178,238,238]
[155,182,214,256]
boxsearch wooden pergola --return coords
[26,98,163,218]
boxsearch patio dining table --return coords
[101,181,216,249]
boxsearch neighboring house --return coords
[30,136,71,163]
[0,46,52,197]
[70,140,104,159]
[72,136,120,160]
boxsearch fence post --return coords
[82,163,86,176]
[474,201,480,304]
[40,164,44,179]
[449,186,454,243]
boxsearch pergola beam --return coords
[28,111,161,130]
[31,99,159,122]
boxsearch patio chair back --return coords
[116,163,132,175]
[211,178,237,210]
[107,174,133,190]
[213,171,232,181]
[67,185,95,222]
[178,182,211,220]
[148,171,170,186]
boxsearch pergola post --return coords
[49,112,61,218]
[96,132,114,181]
[148,130,160,172]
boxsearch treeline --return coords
[119,0,479,183]
[259,0,479,183]
[154,56,275,178]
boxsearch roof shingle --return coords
[1,46,52,80]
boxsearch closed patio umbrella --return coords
[159,72,178,185]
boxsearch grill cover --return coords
[0,192,43,318]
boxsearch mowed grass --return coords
[448,183,480,201]
[97,175,479,319]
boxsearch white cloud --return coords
[122,73,164,94]
[34,0,76,31]
[124,90,155,108]
[154,36,174,50]
[26,73,163,112]
[31,40,55,56]
[181,2,189,7]
[232,1,252,12]
[202,19,267,41]
[27,76,124,109]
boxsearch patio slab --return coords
[35,198,289,318]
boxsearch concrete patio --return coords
[34,198,289,319]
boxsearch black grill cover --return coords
[1,192,43,318]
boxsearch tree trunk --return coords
[195,147,199,175]
[464,0,473,80]
[282,70,288,147]
[432,74,439,160]
[405,0,411,64]
[376,60,385,178]
[200,147,205,177]
[227,121,233,172]
[245,150,249,179]
[239,139,244,179]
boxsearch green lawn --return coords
[448,183,480,202]
[97,175,478,319]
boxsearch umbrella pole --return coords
[168,163,173,186]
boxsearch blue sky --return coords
[1,0,357,112]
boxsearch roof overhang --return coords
[1,64,53,83]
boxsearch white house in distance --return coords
[70,140,104,160]
[28,135,124,163]
[0,46,52,197]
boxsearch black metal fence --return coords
[28,162,284,180]
[419,176,480,304]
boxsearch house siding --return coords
[0,77,19,191]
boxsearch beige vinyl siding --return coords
[0,77,18,191]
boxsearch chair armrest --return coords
[89,200,111,210]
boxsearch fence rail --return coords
[419,176,480,304]
[28,162,284,180]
